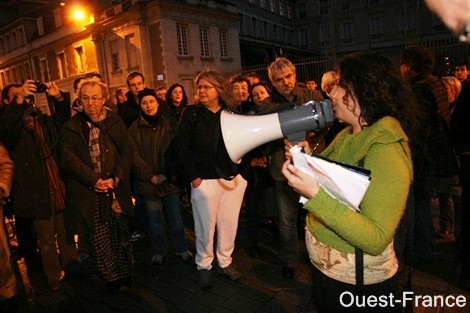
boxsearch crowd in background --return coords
[0,45,468,312]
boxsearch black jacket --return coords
[0,98,70,218]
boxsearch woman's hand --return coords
[281,160,320,199]
[191,177,202,188]
[284,139,312,160]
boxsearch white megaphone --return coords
[221,100,334,163]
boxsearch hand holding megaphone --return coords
[221,100,334,163]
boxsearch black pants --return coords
[313,268,402,313]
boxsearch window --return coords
[219,29,229,58]
[17,28,25,47]
[176,24,189,56]
[398,11,416,31]
[39,57,50,82]
[251,18,258,37]
[125,34,138,68]
[318,23,325,42]
[369,16,383,39]
[109,39,120,71]
[11,31,17,50]
[199,27,210,57]
[54,8,63,28]
[0,38,3,55]
[341,3,350,11]
[298,3,306,19]
[18,64,23,82]
[299,28,309,46]
[260,0,266,8]
[341,22,353,42]
[56,51,67,79]
[74,46,86,73]
[5,35,10,53]
[279,0,285,16]
[0,72,5,86]
[12,67,18,82]
[270,0,275,13]
[263,21,268,38]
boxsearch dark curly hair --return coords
[336,52,421,144]
[166,83,188,108]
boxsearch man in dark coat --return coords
[260,57,324,279]
[59,79,134,292]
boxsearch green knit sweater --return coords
[304,116,413,256]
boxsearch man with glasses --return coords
[59,79,134,292]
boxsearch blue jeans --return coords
[276,180,300,267]
[412,177,435,261]
[144,192,188,255]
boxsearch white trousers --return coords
[191,175,247,270]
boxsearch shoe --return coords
[177,251,193,262]
[282,266,295,279]
[247,245,259,259]
[120,276,134,288]
[199,269,213,289]
[130,231,146,242]
[151,254,164,265]
[217,264,242,281]
[106,280,121,293]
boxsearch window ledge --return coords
[220,57,233,62]
[177,55,194,61]
[200,56,214,61]
[111,69,123,75]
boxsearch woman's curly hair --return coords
[336,52,423,144]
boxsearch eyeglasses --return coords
[197,85,215,91]
[81,96,104,104]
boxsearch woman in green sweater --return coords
[282,52,419,313]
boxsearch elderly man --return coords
[261,57,324,279]
[59,79,134,292]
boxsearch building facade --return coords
[0,0,242,105]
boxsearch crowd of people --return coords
[0,46,468,312]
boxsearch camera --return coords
[33,81,48,93]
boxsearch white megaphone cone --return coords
[221,100,333,163]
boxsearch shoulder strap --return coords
[355,157,365,293]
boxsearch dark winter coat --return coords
[128,113,180,199]
[59,111,133,230]
[117,91,140,128]
[0,98,70,219]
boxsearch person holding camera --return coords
[282,52,418,313]
[0,80,77,291]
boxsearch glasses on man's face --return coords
[197,85,215,91]
[81,96,104,104]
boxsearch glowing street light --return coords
[72,8,85,21]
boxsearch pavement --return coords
[2,203,470,313]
